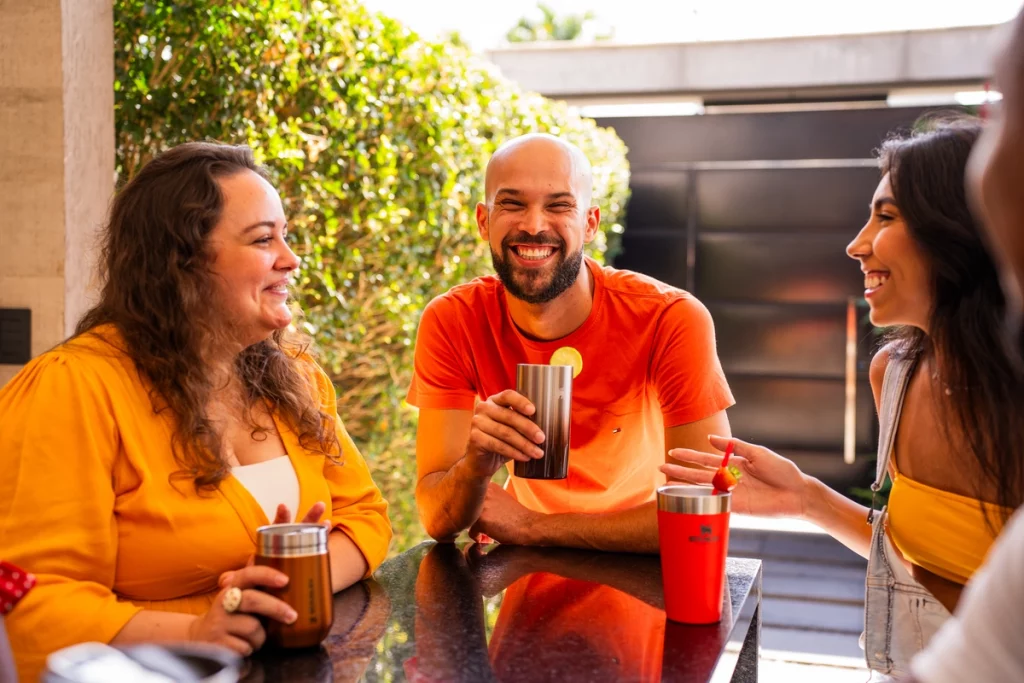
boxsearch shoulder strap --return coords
[867,353,916,523]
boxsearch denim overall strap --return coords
[868,356,916,524]
[863,353,951,677]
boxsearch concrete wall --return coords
[0,0,113,386]
[485,25,999,101]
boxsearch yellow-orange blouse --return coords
[0,326,392,682]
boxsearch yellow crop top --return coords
[887,461,1008,585]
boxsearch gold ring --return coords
[221,586,242,614]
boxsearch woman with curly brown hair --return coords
[0,142,392,681]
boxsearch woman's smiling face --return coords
[846,173,933,331]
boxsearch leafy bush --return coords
[115,0,630,554]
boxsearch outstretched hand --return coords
[662,435,809,518]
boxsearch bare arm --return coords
[515,500,661,553]
[328,530,369,592]
[803,344,891,559]
[802,345,896,560]
[112,566,299,656]
[664,435,876,560]
[414,408,492,542]
[471,411,732,554]
[111,611,196,644]
[415,392,547,542]
[802,478,873,558]
[662,348,895,561]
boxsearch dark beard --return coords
[491,234,584,304]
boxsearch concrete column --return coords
[0,0,113,386]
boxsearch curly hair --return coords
[879,114,1024,527]
[76,141,338,490]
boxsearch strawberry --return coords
[712,441,742,493]
[712,465,742,493]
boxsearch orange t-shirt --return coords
[407,258,734,514]
[490,573,666,682]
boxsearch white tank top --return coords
[232,456,300,523]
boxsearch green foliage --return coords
[114,0,630,555]
[506,2,614,43]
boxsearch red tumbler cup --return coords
[657,484,731,624]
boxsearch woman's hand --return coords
[272,501,328,526]
[188,566,297,656]
[661,435,810,518]
[217,502,328,589]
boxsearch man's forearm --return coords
[416,457,492,542]
[528,501,660,554]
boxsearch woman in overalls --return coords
[663,115,1024,680]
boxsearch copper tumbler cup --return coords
[254,523,333,648]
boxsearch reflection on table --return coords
[242,579,391,683]
[253,541,762,683]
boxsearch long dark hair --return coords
[76,142,338,490]
[880,114,1024,527]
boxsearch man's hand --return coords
[463,390,546,479]
[414,394,544,543]
[468,482,543,545]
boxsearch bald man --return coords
[406,133,734,552]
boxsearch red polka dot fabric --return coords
[0,561,36,615]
